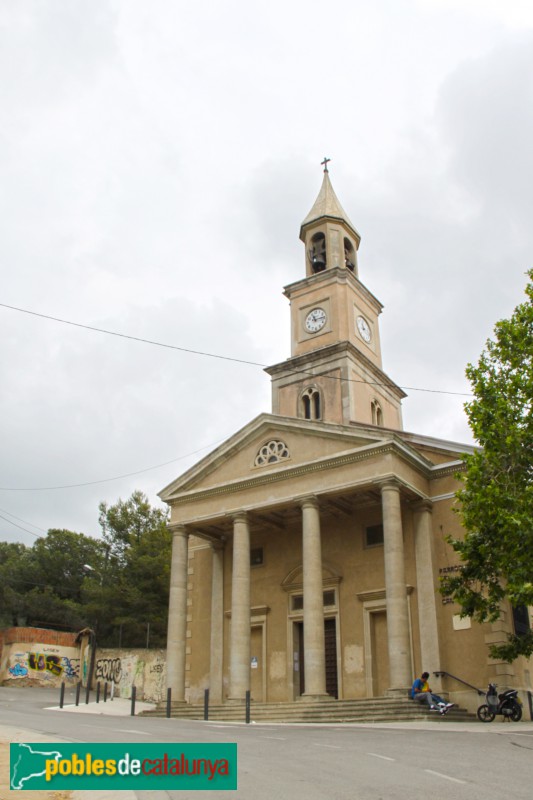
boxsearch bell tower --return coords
[301,157,361,279]
[265,160,406,429]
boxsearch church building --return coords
[159,165,532,711]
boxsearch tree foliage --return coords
[88,491,171,646]
[441,270,533,660]
[0,491,171,648]
[0,532,104,629]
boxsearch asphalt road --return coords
[2,686,533,799]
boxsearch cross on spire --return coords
[321,157,331,173]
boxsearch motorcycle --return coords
[477,683,522,722]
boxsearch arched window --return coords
[344,237,356,272]
[254,440,290,467]
[301,387,322,420]
[371,400,383,427]
[309,232,326,273]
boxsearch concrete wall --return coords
[0,628,167,702]
[92,648,167,702]
[0,627,79,686]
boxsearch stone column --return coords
[166,523,189,702]
[209,541,225,703]
[381,480,412,691]
[413,501,442,692]
[228,511,250,700]
[301,496,328,699]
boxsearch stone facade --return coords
[160,169,533,712]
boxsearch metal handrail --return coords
[433,670,485,696]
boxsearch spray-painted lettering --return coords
[61,656,80,678]
[28,653,63,677]
[95,657,122,683]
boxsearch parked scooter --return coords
[477,683,522,722]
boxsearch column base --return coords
[300,693,335,702]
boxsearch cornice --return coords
[159,412,392,500]
[167,438,431,507]
[282,266,383,313]
[265,340,407,400]
[430,460,466,479]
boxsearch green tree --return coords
[28,529,107,604]
[0,541,30,626]
[0,531,104,630]
[98,490,169,562]
[86,491,171,646]
[441,270,533,661]
[0,492,171,646]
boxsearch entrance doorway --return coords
[370,611,389,696]
[324,618,338,698]
[250,626,263,702]
[293,619,338,698]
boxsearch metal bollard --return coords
[528,690,533,721]
[96,681,101,704]
[85,683,91,705]
[131,685,137,717]
[245,690,251,724]
[166,687,172,719]
[204,688,210,721]
[75,682,81,706]
[104,682,108,703]
[59,681,65,709]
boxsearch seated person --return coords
[411,672,454,715]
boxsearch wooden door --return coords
[324,618,338,698]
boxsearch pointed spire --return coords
[300,162,360,241]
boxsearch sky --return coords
[1,0,532,546]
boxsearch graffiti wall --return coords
[0,628,167,702]
[92,648,166,703]
[1,641,80,686]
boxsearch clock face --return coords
[305,307,327,333]
[357,315,372,343]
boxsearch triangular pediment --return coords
[159,413,399,502]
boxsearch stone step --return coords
[141,696,475,724]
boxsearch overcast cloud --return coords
[1,0,532,545]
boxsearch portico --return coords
[163,423,445,705]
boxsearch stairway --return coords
[142,696,474,724]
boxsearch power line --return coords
[0,301,472,397]
[0,436,230,492]
[0,302,265,366]
[0,303,472,494]
[0,506,47,534]
[0,512,42,538]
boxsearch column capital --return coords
[412,499,433,514]
[210,539,226,553]
[232,510,248,524]
[168,523,189,539]
[376,477,402,493]
[300,495,319,510]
